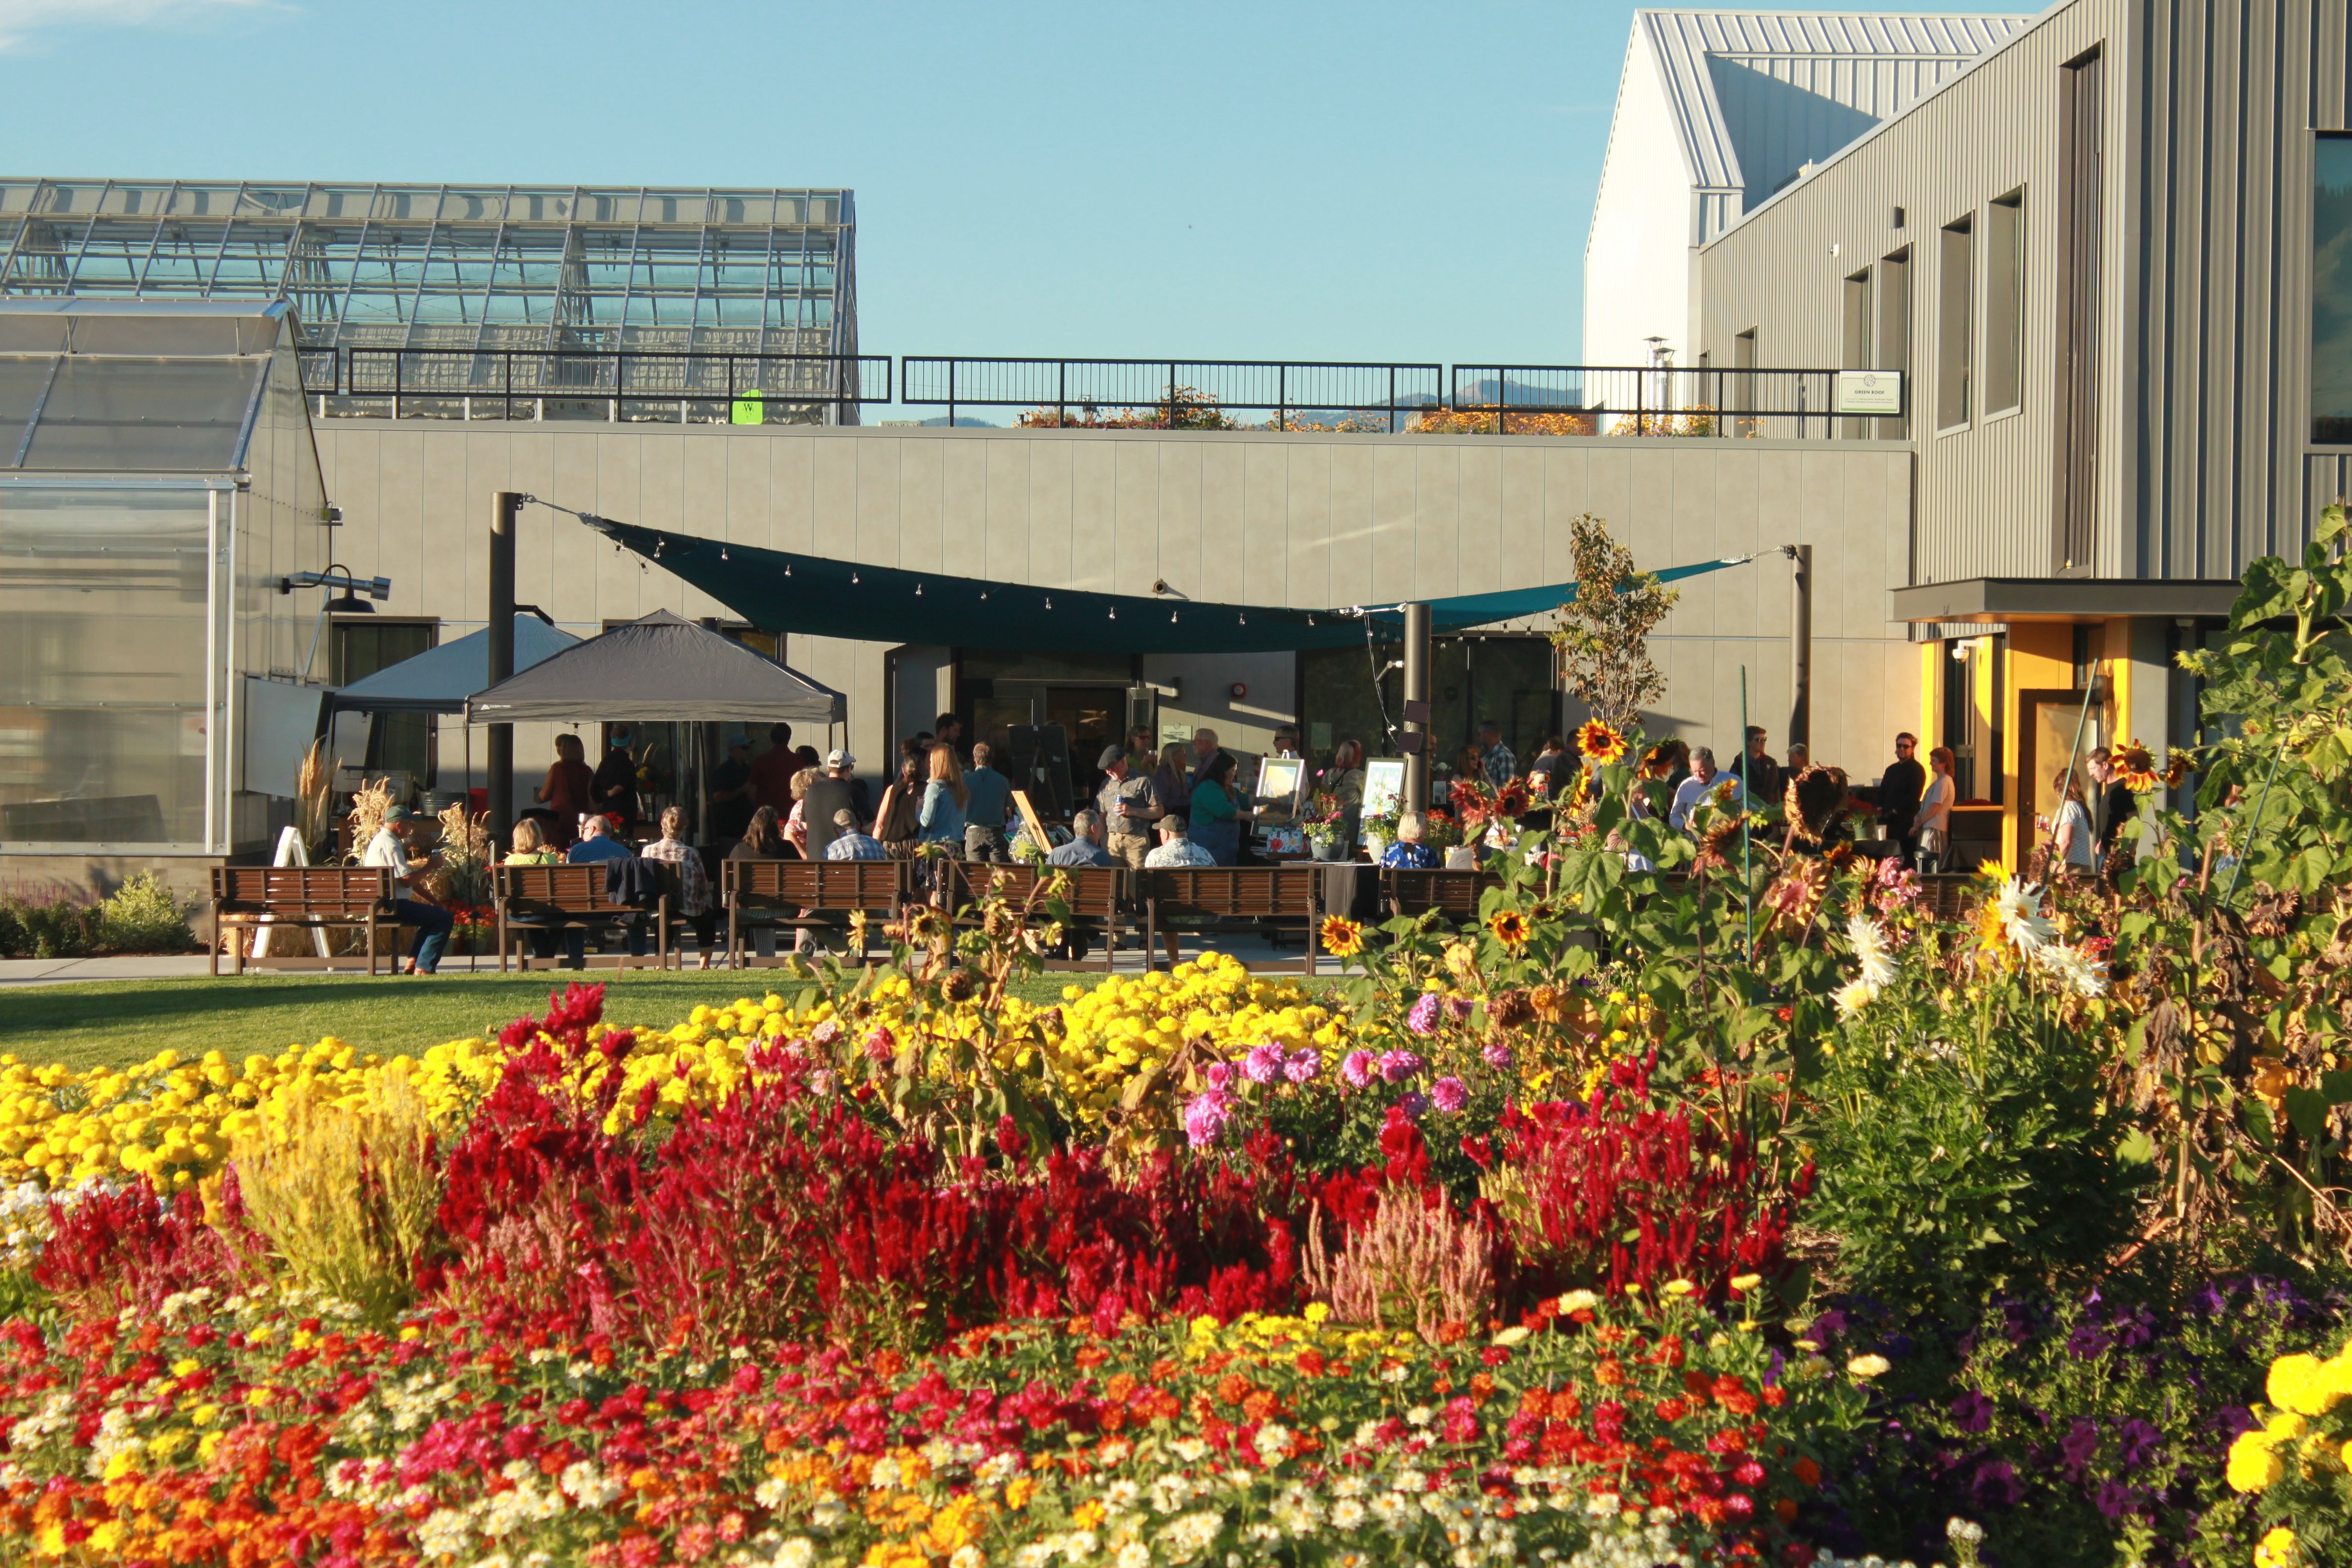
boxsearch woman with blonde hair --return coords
[2047,768,2096,874]
[1914,746,1956,872]
[917,741,969,851]
[503,816,560,866]
[783,766,816,858]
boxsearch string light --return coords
[1170,610,1178,623]
[915,582,924,596]
[1045,596,1053,609]
[1107,605,1116,619]
[980,589,989,599]
[1238,612,1247,625]
[784,562,792,576]
[851,571,860,584]
[720,545,729,561]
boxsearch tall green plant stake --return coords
[2220,726,2294,906]
[1740,666,1754,964]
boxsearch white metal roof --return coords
[1639,9,2031,215]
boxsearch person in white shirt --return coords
[361,804,452,974]
[1142,814,1215,970]
[1669,747,1719,831]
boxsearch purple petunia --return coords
[1284,1049,1321,1083]
[1950,1391,1994,1434]
[2115,1417,2162,1469]
[2058,1417,2100,1478]
[1242,1044,1286,1084]
[1481,1039,1514,1069]
[1378,1049,1423,1083]
[1407,993,1442,1035]
[1340,1050,1376,1089]
[1430,1076,1469,1113]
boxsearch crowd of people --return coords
[356,708,2140,976]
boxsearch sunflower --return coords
[1487,909,1531,947]
[2162,750,2191,788]
[1320,914,1365,957]
[2118,738,2159,793]
[1575,720,1628,765]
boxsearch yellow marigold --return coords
[2270,1353,2332,1417]
[2254,1525,2299,1568]
[2227,1430,2286,1493]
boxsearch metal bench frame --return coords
[211,866,399,975]
[494,864,672,971]
[723,858,910,967]
[1138,865,1323,975]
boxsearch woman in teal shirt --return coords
[1188,753,1252,865]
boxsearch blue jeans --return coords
[393,899,454,973]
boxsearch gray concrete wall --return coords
[309,420,1919,808]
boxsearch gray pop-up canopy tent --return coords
[463,609,846,725]
[331,614,581,715]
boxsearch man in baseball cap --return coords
[359,802,452,974]
[802,749,859,860]
[1098,744,1156,870]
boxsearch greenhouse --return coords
[0,298,329,870]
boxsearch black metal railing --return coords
[898,358,1445,432]
[296,348,889,423]
[290,349,1907,440]
[1450,365,1907,440]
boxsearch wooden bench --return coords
[210,867,397,975]
[723,858,910,967]
[945,861,1132,973]
[1384,868,1503,923]
[494,864,671,971]
[1138,866,1322,974]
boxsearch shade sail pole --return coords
[1402,603,1432,815]
[487,491,520,843]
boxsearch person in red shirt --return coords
[747,724,799,815]
[535,733,595,847]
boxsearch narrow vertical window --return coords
[1733,329,1757,436]
[2314,134,2352,441]
[1937,216,1973,430]
[1985,190,2024,413]
[1877,249,1911,439]
[1843,270,1872,436]
[2055,47,2105,570]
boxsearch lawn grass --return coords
[0,970,1111,1075]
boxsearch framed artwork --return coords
[1253,755,1307,823]
[1362,758,1407,819]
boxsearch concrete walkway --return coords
[0,934,1351,986]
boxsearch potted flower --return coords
[1360,806,1399,863]
[1303,791,1350,862]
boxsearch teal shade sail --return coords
[582,515,1747,654]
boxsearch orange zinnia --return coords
[1575,720,1628,765]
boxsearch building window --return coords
[331,618,436,787]
[1842,270,1872,437]
[1985,191,2024,414]
[1877,248,1911,439]
[2315,134,2352,442]
[1732,330,1757,437]
[1937,216,1974,430]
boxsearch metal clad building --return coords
[1690,0,2329,864]
[0,181,856,363]
[1585,8,2029,370]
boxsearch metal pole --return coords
[1402,602,1433,816]
[1789,543,1813,750]
[1740,665,1754,963]
[487,490,520,844]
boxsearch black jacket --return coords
[603,855,667,909]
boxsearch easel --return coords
[249,826,334,962]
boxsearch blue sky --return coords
[0,0,2025,394]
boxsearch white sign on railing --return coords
[1833,370,1904,416]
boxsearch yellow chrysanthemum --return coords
[2254,1525,2299,1568]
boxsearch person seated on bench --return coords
[640,805,718,970]
[826,808,888,861]
[1143,814,1215,970]
[1043,808,1115,960]
[1049,809,1115,868]
[362,804,452,976]
[567,814,630,864]
[1381,812,1440,870]
[501,817,564,963]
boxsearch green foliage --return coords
[1806,961,2146,1322]
[95,874,196,953]
[1550,514,1679,733]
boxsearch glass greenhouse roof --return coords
[0,299,287,472]
[0,181,857,357]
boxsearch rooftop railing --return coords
[294,350,1907,438]
[297,347,888,423]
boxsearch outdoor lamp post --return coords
[487,491,521,840]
